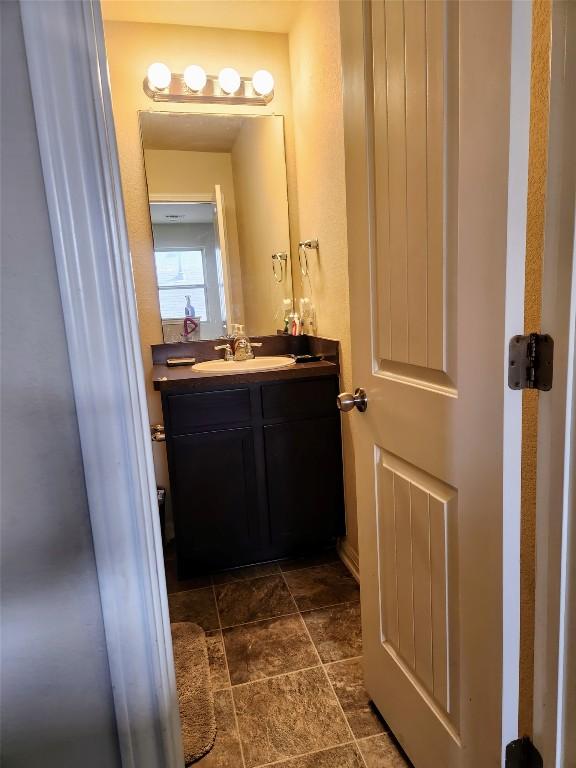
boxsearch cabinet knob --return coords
[337,388,368,413]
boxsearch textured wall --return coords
[520,0,552,737]
[103,20,296,491]
[1,3,120,765]
[104,11,358,558]
[289,1,358,559]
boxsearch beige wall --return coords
[104,12,358,558]
[289,1,358,558]
[104,20,296,489]
[231,117,291,335]
[144,148,245,326]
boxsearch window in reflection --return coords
[154,249,207,320]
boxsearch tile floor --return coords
[165,550,412,768]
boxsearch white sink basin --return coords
[194,356,296,374]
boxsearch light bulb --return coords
[218,67,241,95]
[183,64,207,92]
[147,62,171,91]
[252,69,274,97]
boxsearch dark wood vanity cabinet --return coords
[162,374,345,576]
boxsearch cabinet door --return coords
[171,427,258,572]
[264,416,345,551]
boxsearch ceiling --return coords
[101,0,301,34]
[141,112,271,152]
[150,202,215,225]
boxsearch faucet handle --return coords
[214,343,233,361]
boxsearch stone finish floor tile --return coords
[358,733,412,768]
[212,562,281,585]
[215,575,297,628]
[232,667,351,767]
[325,658,386,739]
[302,602,362,663]
[199,688,244,768]
[264,743,365,767]
[283,563,360,611]
[206,630,230,691]
[223,614,318,685]
[168,587,219,631]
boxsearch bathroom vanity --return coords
[153,336,345,576]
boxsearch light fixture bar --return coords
[143,73,274,105]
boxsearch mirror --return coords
[140,112,293,343]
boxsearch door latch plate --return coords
[508,333,553,391]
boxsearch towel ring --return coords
[272,252,288,283]
[298,239,319,277]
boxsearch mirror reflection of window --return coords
[154,249,207,321]
[150,201,227,341]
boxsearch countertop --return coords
[153,358,339,392]
[151,334,340,393]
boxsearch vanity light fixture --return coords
[147,62,172,91]
[218,67,241,95]
[183,64,207,92]
[252,70,275,97]
[143,64,275,104]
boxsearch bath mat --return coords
[171,622,217,765]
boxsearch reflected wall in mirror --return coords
[140,112,293,342]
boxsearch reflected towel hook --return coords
[272,252,288,283]
[298,239,319,277]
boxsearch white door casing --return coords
[340,1,530,765]
[20,2,183,766]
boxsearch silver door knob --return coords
[337,388,368,413]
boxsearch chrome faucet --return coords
[214,325,262,362]
[213,343,233,361]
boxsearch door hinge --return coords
[505,737,543,768]
[508,333,554,391]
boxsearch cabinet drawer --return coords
[261,377,338,421]
[168,388,251,435]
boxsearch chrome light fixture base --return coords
[143,73,274,105]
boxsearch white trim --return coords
[20,2,183,767]
[337,538,360,584]
[501,0,533,758]
[533,1,576,765]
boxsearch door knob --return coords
[337,388,368,413]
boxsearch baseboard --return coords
[337,538,360,584]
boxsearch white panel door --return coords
[340,1,529,766]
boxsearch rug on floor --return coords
[171,621,216,765]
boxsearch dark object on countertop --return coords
[166,357,196,367]
[292,354,324,364]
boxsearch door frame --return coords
[533,2,576,765]
[20,2,182,766]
